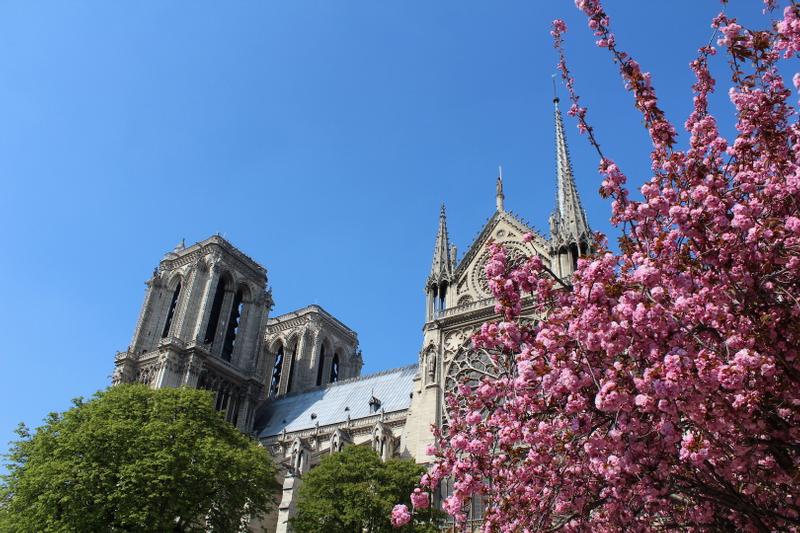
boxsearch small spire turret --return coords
[550,97,592,277]
[426,205,454,320]
[428,204,453,284]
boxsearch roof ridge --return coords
[267,304,358,337]
[271,364,417,401]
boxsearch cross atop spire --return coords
[550,97,591,248]
[428,204,453,284]
[496,166,505,212]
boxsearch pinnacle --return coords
[552,99,591,245]
[429,204,453,284]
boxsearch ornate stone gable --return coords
[449,211,550,306]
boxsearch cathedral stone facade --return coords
[112,99,591,532]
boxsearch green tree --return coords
[0,384,278,532]
[290,445,441,533]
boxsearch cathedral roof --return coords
[256,365,416,438]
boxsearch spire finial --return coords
[552,74,559,104]
[428,203,453,285]
[496,166,505,212]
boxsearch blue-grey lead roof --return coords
[256,365,417,438]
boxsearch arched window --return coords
[315,345,326,386]
[203,278,227,345]
[439,282,448,313]
[221,288,244,361]
[569,243,579,272]
[270,345,284,396]
[161,281,181,338]
[286,346,296,393]
[330,352,340,383]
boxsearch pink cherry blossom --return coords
[408,2,800,531]
[390,504,411,527]
[410,488,430,510]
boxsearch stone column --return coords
[292,327,310,391]
[275,474,301,533]
[230,299,252,368]
[172,265,202,341]
[152,351,181,389]
[232,290,267,371]
[181,354,203,388]
[193,263,221,344]
[307,327,321,375]
[425,289,434,322]
[278,341,297,395]
[130,275,158,354]
[212,288,236,356]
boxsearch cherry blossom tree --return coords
[403,1,800,531]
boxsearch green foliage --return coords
[0,384,278,532]
[290,445,443,533]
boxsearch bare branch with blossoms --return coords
[395,1,800,532]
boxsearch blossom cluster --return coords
[390,504,411,528]
[408,1,800,531]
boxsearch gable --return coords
[451,211,551,304]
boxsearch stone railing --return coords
[158,336,186,349]
[436,296,495,319]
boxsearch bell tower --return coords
[113,235,273,432]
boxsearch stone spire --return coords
[496,166,505,212]
[429,204,453,284]
[549,96,591,247]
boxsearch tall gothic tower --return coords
[113,235,273,432]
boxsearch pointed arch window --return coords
[204,278,227,345]
[569,243,579,273]
[161,281,182,338]
[270,345,284,397]
[316,345,326,386]
[438,282,448,313]
[330,352,340,383]
[286,347,297,393]
[221,288,244,362]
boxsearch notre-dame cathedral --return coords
[111,98,592,532]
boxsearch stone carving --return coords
[426,346,436,379]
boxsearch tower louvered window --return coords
[286,349,296,393]
[204,278,227,345]
[330,353,340,383]
[161,282,181,338]
[270,345,284,397]
[221,288,244,362]
[315,345,326,386]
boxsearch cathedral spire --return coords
[549,96,592,277]
[550,96,591,246]
[429,204,453,284]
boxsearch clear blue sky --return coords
[0,1,777,455]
